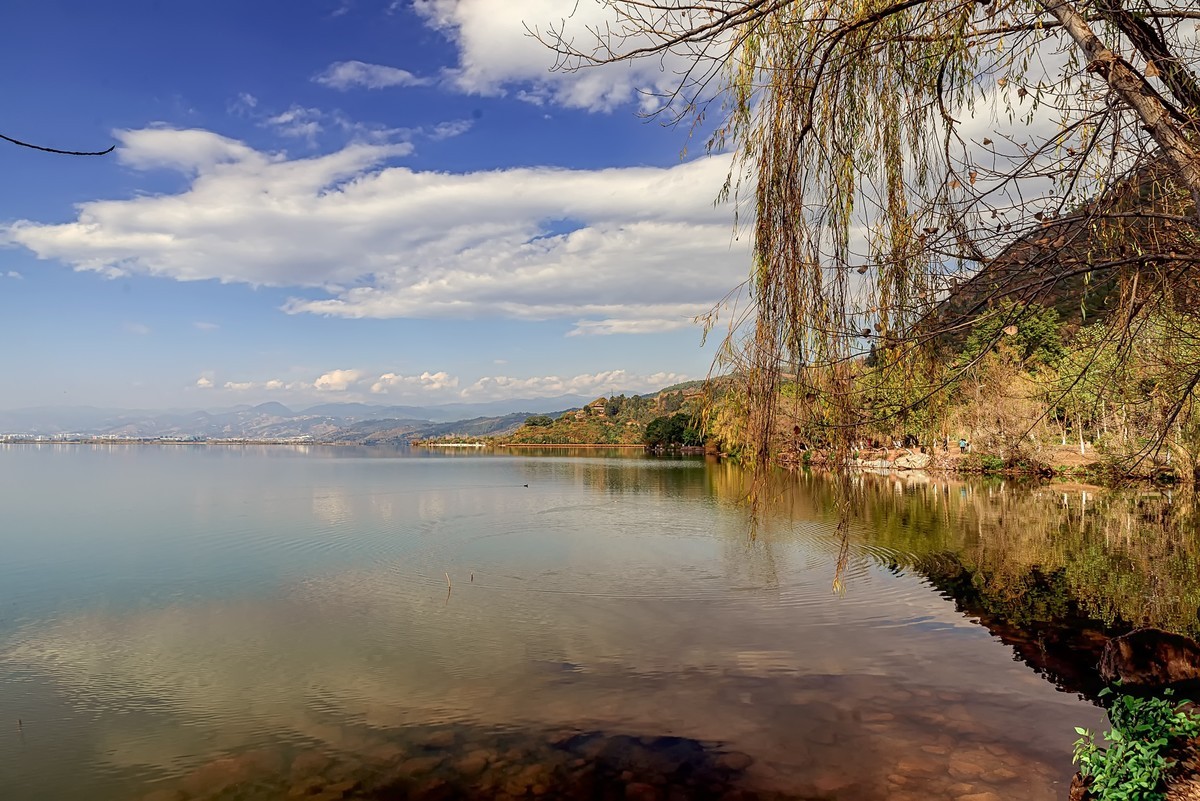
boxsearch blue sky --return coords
[0,0,748,409]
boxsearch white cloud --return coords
[410,0,694,113]
[460,370,688,400]
[114,127,263,173]
[314,60,431,90]
[188,371,455,399]
[186,367,683,403]
[202,374,358,395]
[123,321,151,335]
[5,128,745,333]
[370,371,459,394]
[264,106,325,141]
[567,318,694,336]
[228,92,258,116]
[248,103,419,147]
[194,321,219,331]
[313,369,364,392]
[4,270,22,279]
[429,118,474,140]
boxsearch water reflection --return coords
[834,473,1200,636]
[2,446,1196,800]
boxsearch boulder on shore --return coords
[894,452,931,470]
[1099,628,1200,689]
[857,457,892,469]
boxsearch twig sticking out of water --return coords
[445,572,452,591]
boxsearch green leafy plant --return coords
[979,454,1006,473]
[961,453,1007,473]
[1073,687,1200,801]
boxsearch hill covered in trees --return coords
[498,387,703,447]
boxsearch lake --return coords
[2,444,1196,800]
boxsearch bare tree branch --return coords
[0,131,114,157]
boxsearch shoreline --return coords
[779,443,1177,486]
[495,443,647,448]
[0,438,342,446]
[2,439,1168,485]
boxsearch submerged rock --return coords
[179,749,284,796]
[715,752,754,772]
[1099,628,1200,689]
[422,729,458,750]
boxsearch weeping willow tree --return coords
[537,0,1200,482]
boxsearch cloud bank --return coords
[409,0,692,113]
[6,127,746,335]
[315,2,700,114]
[196,368,688,403]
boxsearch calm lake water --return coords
[2,444,1197,800]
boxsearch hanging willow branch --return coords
[536,0,1200,491]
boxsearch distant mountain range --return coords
[0,395,600,443]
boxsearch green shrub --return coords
[979,454,1006,473]
[644,413,703,447]
[1073,688,1200,801]
[960,453,1006,473]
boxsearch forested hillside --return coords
[499,389,702,446]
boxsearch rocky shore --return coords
[777,443,1114,479]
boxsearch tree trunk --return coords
[1095,0,1200,116]
[1038,0,1200,214]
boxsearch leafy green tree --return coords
[624,394,650,417]
[524,415,554,427]
[961,301,1064,370]
[644,413,703,447]
[1055,312,1200,472]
